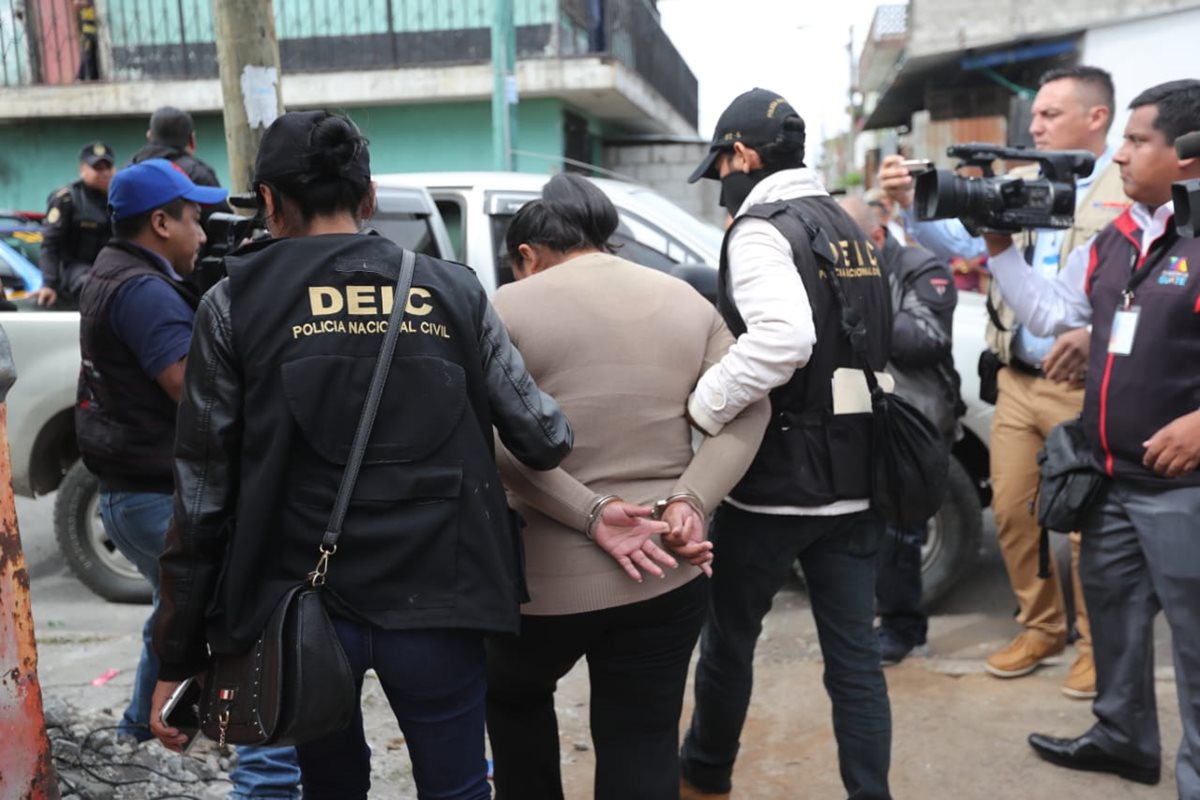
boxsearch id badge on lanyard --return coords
[1109,246,1162,357]
[1108,304,1139,356]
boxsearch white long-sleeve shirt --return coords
[687,168,822,434]
[687,168,868,517]
[987,201,1175,336]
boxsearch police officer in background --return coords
[130,106,220,188]
[38,142,115,307]
[679,88,893,800]
[841,194,962,666]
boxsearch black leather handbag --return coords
[816,221,949,529]
[199,248,418,750]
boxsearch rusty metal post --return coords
[0,326,60,799]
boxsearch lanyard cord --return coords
[1122,236,1173,310]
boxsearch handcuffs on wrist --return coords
[651,492,704,520]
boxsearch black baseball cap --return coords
[254,110,370,187]
[688,88,800,183]
[79,142,115,167]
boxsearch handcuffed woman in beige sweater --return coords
[486,173,769,800]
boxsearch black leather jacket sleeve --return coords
[478,299,573,470]
[153,279,241,680]
[890,245,956,369]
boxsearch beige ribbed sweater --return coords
[493,252,770,616]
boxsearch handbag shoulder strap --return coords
[779,206,883,396]
[319,248,417,554]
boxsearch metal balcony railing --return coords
[0,0,697,129]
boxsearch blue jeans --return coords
[296,618,490,800]
[99,491,170,741]
[680,505,892,800]
[99,491,300,798]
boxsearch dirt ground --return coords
[352,580,1181,800]
[23,489,1182,799]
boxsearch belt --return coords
[1007,357,1045,379]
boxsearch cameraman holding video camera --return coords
[981,78,1200,792]
[879,66,1126,698]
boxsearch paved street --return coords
[17,493,1181,799]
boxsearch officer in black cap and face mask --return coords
[37,142,116,307]
[678,89,894,800]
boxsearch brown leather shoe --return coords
[680,776,730,800]
[1062,649,1097,699]
[985,630,1065,678]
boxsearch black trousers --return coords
[1081,481,1200,796]
[486,576,709,800]
[680,505,892,799]
[875,523,928,645]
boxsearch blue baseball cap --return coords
[108,159,228,221]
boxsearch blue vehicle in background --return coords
[0,211,45,298]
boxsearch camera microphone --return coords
[1175,130,1200,160]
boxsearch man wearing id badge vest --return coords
[982,79,1200,793]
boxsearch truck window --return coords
[370,213,441,258]
[435,199,466,260]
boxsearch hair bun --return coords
[304,114,367,181]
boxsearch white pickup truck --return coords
[2,173,994,607]
[1,184,454,603]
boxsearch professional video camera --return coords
[912,143,1096,233]
[192,193,266,294]
[1172,131,1200,237]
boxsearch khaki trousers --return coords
[990,368,1091,650]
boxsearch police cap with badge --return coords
[79,142,115,167]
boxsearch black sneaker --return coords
[876,627,928,666]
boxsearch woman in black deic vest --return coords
[148,111,573,800]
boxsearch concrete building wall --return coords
[1082,7,1200,151]
[908,0,1200,57]
[0,98,568,211]
[603,141,724,228]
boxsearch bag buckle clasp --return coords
[308,543,337,587]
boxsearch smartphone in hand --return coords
[159,677,203,750]
[899,158,934,175]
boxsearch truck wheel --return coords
[53,461,152,604]
[920,455,983,608]
[789,455,983,608]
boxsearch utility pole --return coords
[0,328,59,800]
[212,0,285,193]
[491,0,517,171]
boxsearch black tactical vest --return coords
[77,241,199,492]
[67,181,112,264]
[719,196,892,507]
[210,232,524,651]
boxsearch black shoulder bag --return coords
[199,248,418,750]
[798,211,948,528]
[1033,417,1105,577]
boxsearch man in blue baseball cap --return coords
[77,156,222,735]
[74,161,302,796]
